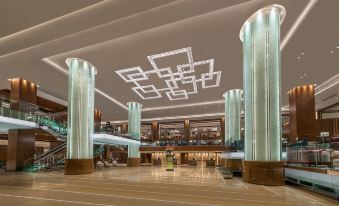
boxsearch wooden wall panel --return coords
[220,118,225,145]
[6,129,35,171]
[289,85,316,142]
[37,96,67,113]
[315,118,339,137]
[184,120,190,142]
[0,146,7,161]
[94,109,102,131]
[151,122,159,142]
[10,78,37,111]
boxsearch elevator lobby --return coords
[0,0,338,205]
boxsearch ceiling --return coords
[0,0,338,122]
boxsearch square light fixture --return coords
[115,47,222,101]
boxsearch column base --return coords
[225,159,242,172]
[127,158,140,167]
[64,159,94,175]
[242,160,284,186]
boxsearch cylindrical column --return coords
[127,102,142,166]
[65,58,97,175]
[223,89,243,146]
[240,5,285,185]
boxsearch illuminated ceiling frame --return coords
[115,47,222,101]
[41,0,318,113]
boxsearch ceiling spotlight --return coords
[297,56,301,59]
[303,73,307,76]
[301,52,305,55]
[300,76,304,79]
[330,50,335,54]
[336,46,339,49]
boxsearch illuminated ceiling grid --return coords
[115,47,222,101]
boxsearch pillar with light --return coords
[240,5,285,185]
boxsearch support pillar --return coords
[223,89,243,172]
[64,58,97,175]
[240,5,285,185]
[151,122,159,143]
[223,89,243,146]
[184,120,190,144]
[289,85,316,142]
[6,129,35,171]
[94,109,102,132]
[127,102,142,167]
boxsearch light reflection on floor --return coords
[0,165,337,206]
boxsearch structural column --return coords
[223,89,243,146]
[65,58,97,175]
[151,122,159,143]
[127,102,142,167]
[223,89,243,173]
[289,85,316,142]
[184,120,190,144]
[6,129,35,171]
[240,5,285,185]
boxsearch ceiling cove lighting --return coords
[115,47,222,101]
[315,73,339,95]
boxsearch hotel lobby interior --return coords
[0,0,338,205]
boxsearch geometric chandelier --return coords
[115,47,221,101]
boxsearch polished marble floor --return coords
[0,165,337,206]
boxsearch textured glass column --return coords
[127,102,142,141]
[240,5,285,162]
[128,143,140,158]
[127,102,142,166]
[223,89,243,146]
[65,58,96,175]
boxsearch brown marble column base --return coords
[242,160,285,186]
[127,158,140,167]
[64,159,94,175]
[225,159,242,172]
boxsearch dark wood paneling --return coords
[316,119,335,137]
[0,146,7,161]
[289,85,316,142]
[184,120,190,142]
[127,158,140,167]
[242,161,285,186]
[103,145,111,160]
[10,78,37,111]
[94,109,102,131]
[151,122,159,142]
[220,118,225,145]
[121,124,128,134]
[37,96,67,113]
[6,129,35,171]
[141,153,152,164]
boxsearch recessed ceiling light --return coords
[300,76,304,79]
[297,56,301,59]
[303,73,307,76]
[336,46,339,49]
[330,50,335,54]
[301,52,305,55]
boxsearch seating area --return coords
[96,159,119,170]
